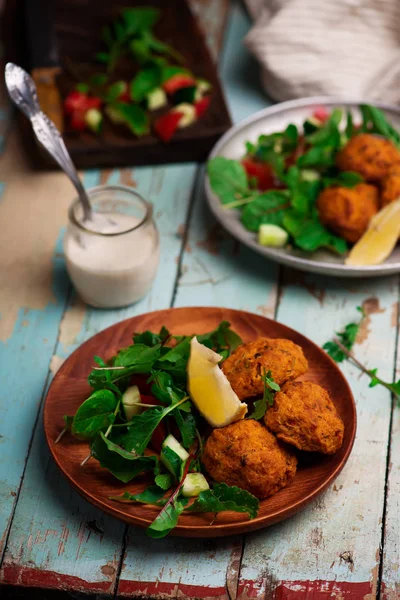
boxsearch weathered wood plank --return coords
[0,163,197,594]
[381,301,400,600]
[238,273,397,599]
[0,131,77,560]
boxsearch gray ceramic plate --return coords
[205,96,400,277]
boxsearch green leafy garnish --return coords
[91,433,158,483]
[323,306,400,405]
[71,389,118,439]
[360,104,400,149]
[248,370,280,420]
[241,191,290,231]
[187,483,259,519]
[110,103,149,136]
[323,306,365,362]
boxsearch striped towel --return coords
[244,0,400,104]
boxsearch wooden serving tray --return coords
[5,0,231,168]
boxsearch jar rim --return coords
[68,184,153,236]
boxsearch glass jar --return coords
[64,185,160,308]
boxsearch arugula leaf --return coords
[72,390,118,439]
[113,343,161,370]
[360,104,400,148]
[111,103,149,136]
[248,370,279,420]
[120,397,188,455]
[323,306,365,362]
[207,157,249,206]
[91,433,158,482]
[96,52,110,64]
[155,473,174,490]
[174,411,196,449]
[283,211,347,254]
[133,327,170,347]
[130,66,160,102]
[151,371,186,405]
[297,146,336,169]
[187,483,259,519]
[147,498,188,538]
[112,486,167,505]
[197,321,243,353]
[121,7,160,33]
[322,171,363,188]
[241,191,290,232]
[345,111,354,139]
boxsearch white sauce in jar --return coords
[64,212,159,308]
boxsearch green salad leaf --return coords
[111,103,149,136]
[72,389,118,439]
[207,157,249,205]
[91,433,158,483]
[241,191,290,231]
[187,483,259,519]
[248,370,280,420]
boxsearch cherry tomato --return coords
[163,74,196,95]
[312,106,330,123]
[154,111,183,143]
[194,96,211,118]
[242,157,275,191]
[64,91,88,115]
[70,109,86,131]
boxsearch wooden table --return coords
[0,2,399,598]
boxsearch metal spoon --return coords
[5,62,93,222]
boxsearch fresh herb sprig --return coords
[323,307,400,404]
[248,370,280,420]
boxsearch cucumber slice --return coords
[303,117,321,135]
[122,385,141,421]
[162,434,189,461]
[181,473,210,498]
[147,87,167,111]
[172,103,197,128]
[258,224,288,248]
[85,108,103,133]
[160,435,189,477]
[301,169,320,182]
[197,79,212,95]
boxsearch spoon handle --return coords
[31,112,92,221]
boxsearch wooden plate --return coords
[43,307,356,537]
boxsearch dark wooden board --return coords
[5,0,232,169]
[44,307,356,538]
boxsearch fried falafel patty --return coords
[336,133,400,182]
[316,183,379,243]
[222,338,308,400]
[202,420,297,499]
[265,381,344,454]
[381,165,400,207]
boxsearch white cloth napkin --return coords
[244,0,400,104]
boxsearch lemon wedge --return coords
[346,197,400,266]
[187,337,247,428]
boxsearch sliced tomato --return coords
[194,96,211,118]
[70,109,87,131]
[312,106,330,123]
[140,394,166,454]
[85,96,102,110]
[242,157,275,191]
[64,91,89,115]
[163,74,196,95]
[154,111,183,143]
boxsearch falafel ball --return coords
[222,338,308,401]
[202,419,297,499]
[381,165,400,207]
[336,133,400,182]
[316,183,379,243]
[265,381,344,454]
